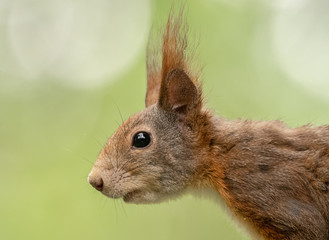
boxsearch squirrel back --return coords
[88,8,329,240]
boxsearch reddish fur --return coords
[152,9,329,240]
[89,8,329,240]
[146,8,200,107]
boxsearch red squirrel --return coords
[88,9,329,240]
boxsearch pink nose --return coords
[88,174,104,192]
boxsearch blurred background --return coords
[1,0,329,239]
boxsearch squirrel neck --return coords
[192,115,244,204]
[196,114,329,239]
[193,114,294,205]
[193,115,282,238]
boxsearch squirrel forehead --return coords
[110,107,156,140]
[116,105,177,135]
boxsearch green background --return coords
[1,1,328,240]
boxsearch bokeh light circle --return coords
[271,0,329,101]
[4,0,151,88]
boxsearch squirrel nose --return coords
[88,174,104,192]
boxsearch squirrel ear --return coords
[158,68,198,115]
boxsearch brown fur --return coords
[146,8,200,107]
[88,9,329,240]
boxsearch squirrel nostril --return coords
[89,176,104,192]
[95,178,103,191]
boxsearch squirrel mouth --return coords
[123,190,142,202]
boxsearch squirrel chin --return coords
[122,190,145,203]
[122,189,189,204]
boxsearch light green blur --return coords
[1,1,328,240]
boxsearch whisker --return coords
[113,200,119,225]
[115,157,131,173]
[113,102,124,125]
[113,146,132,173]
[114,120,121,128]
[120,163,160,179]
[112,102,130,142]
[64,148,95,166]
[124,162,152,174]
[92,136,106,149]
[79,155,95,166]
[118,199,127,217]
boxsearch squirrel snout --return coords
[88,173,104,192]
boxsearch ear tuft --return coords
[159,68,198,115]
[145,7,201,108]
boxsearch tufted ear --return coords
[146,7,201,111]
[158,68,199,116]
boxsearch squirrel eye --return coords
[132,132,151,148]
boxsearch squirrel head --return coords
[88,9,213,203]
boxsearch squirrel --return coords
[88,8,329,240]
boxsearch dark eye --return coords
[132,132,151,148]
